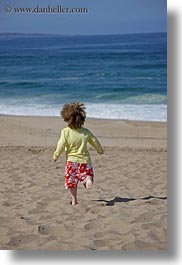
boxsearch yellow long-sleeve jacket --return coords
[53,126,104,164]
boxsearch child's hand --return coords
[53,154,57,161]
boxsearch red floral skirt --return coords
[64,161,94,189]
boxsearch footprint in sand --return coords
[131,211,155,224]
[7,234,39,248]
[89,239,106,249]
[121,239,167,250]
[38,225,49,235]
[84,222,96,231]
[93,230,122,242]
[38,224,72,238]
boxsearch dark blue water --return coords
[0,32,167,121]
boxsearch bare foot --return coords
[69,200,78,206]
[69,187,77,205]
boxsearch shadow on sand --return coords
[92,195,167,206]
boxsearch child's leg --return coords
[83,176,93,189]
[69,186,77,205]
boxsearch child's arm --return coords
[53,129,66,161]
[88,130,104,154]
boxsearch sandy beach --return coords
[0,115,167,250]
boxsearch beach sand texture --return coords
[0,116,167,250]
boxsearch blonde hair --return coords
[61,102,86,129]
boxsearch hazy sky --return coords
[0,0,167,34]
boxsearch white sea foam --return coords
[0,102,167,122]
[86,103,167,121]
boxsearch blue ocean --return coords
[0,32,167,121]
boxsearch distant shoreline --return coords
[0,31,167,37]
[0,114,167,124]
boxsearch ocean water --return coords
[0,32,167,121]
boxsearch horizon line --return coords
[0,31,167,37]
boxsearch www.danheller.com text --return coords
[4,4,89,14]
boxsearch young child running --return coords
[53,102,104,205]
